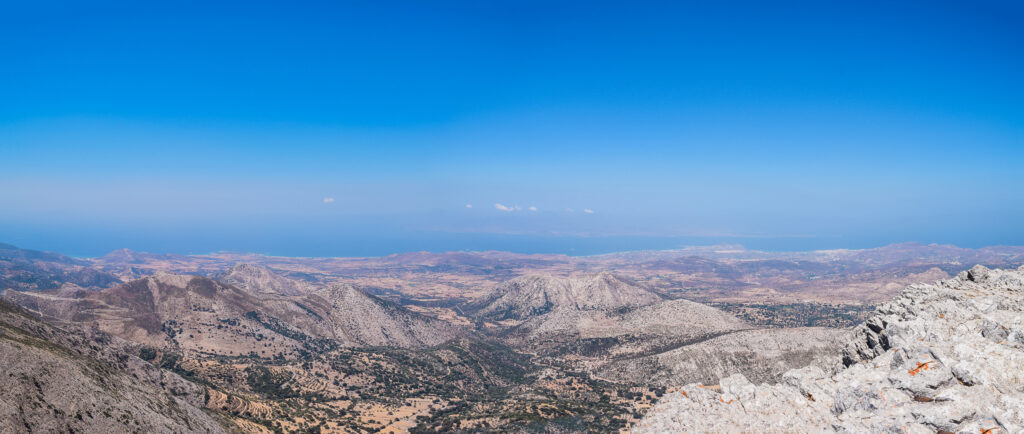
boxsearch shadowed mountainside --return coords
[0,243,122,292]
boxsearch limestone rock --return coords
[636,265,1024,433]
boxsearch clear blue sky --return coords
[1,1,1022,257]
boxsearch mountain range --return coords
[6,265,460,353]
[1,241,1023,432]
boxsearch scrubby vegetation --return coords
[710,302,874,328]
[141,336,651,432]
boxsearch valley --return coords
[2,242,1023,432]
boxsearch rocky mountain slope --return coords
[475,272,665,321]
[214,264,462,347]
[0,300,226,433]
[474,273,842,389]
[216,263,315,296]
[635,265,1024,433]
[475,273,745,344]
[0,243,121,291]
[312,281,460,347]
[597,327,845,385]
[513,297,754,353]
[5,270,460,353]
[5,272,335,354]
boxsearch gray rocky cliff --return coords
[636,265,1024,433]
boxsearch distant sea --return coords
[3,225,1018,258]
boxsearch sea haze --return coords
[2,221,1020,258]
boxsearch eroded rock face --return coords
[0,301,225,433]
[635,265,1024,433]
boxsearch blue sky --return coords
[1,1,1022,257]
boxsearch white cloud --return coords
[494,203,520,212]
[465,204,473,209]
[323,197,335,204]
[528,206,537,211]
[583,208,594,214]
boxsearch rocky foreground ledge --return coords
[635,265,1024,433]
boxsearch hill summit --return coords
[476,271,665,320]
[636,265,1024,433]
[217,263,315,296]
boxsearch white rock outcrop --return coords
[635,265,1024,433]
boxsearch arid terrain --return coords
[5,0,1017,431]
[2,242,1023,432]
[72,242,1024,319]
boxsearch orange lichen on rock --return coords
[908,360,935,376]
[980,427,998,434]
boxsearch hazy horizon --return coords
[3,1,1022,256]
[4,235,1021,260]
[3,3,1023,432]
